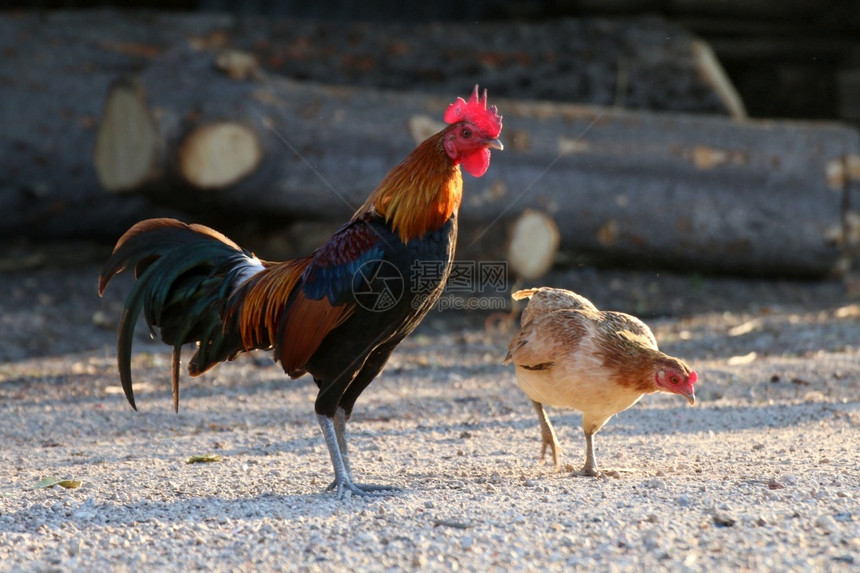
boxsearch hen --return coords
[98,86,503,497]
[504,287,697,476]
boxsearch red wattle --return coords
[461,149,491,177]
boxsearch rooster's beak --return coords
[683,391,696,406]
[486,138,504,151]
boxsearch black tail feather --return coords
[98,218,261,411]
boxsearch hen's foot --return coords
[537,434,562,469]
[571,466,620,479]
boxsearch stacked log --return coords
[89,48,860,276]
[2,11,859,278]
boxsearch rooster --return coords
[98,86,503,497]
[504,287,697,476]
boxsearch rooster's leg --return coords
[318,413,372,498]
[319,411,399,497]
[332,408,353,480]
[532,400,560,469]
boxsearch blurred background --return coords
[4,0,859,122]
[1,0,859,280]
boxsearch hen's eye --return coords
[671,376,680,384]
[461,129,472,138]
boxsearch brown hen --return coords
[504,287,697,476]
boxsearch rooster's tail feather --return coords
[98,218,264,412]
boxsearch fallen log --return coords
[0,9,741,241]
[0,10,232,240]
[89,47,860,277]
[2,11,858,277]
[506,210,560,281]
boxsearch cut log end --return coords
[507,209,561,280]
[94,78,160,193]
[178,122,263,189]
[408,115,446,145]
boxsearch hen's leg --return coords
[532,400,561,468]
[579,430,600,477]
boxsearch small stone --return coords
[356,532,376,543]
[815,515,838,534]
[713,512,736,527]
[676,495,692,507]
[643,530,660,550]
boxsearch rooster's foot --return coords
[326,479,401,498]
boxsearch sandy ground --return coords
[0,259,858,571]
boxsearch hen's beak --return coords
[486,138,504,151]
[683,391,696,406]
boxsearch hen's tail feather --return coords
[511,288,539,301]
[98,218,263,411]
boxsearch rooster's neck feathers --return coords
[356,131,462,244]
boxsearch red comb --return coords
[443,85,503,139]
[688,371,698,384]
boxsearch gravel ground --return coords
[0,258,858,572]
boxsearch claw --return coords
[318,412,401,499]
[327,480,400,499]
[325,480,400,497]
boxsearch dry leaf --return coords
[35,477,82,489]
[186,454,223,464]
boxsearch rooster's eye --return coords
[461,128,472,139]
